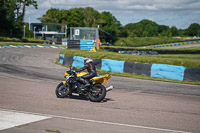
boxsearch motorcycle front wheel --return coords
[89,84,106,102]
[55,82,69,98]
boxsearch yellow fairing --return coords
[64,71,111,85]
[92,74,111,85]
[64,71,87,77]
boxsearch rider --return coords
[76,57,97,90]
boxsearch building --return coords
[30,23,67,42]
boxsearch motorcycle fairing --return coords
[62,74,111,85]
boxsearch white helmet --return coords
[84,57,93,64]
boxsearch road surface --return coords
[0,47,200,133]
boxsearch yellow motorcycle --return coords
[55,66,112,102]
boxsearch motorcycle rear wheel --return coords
[55,82,69,98]
[89,84,106,102]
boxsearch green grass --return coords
[0,37,44,42]
[45,129,61,133]
[60,49,200,67]
[0,41,65,47]
[114,37,183,47]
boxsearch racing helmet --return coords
[84,57,93,64]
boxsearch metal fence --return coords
[70,27,99,50]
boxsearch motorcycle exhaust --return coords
[106,86,113,92]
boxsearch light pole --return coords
[24,25,26,38]
[34,26,36,39]
[42,27,45,39]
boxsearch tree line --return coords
[39,7,126,42]
[40,7,200,42]
[124,20,200,38]
[0,0,37,38]
[1,1,200,42]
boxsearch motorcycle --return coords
[55,66,113,102]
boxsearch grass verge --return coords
[114,37,183,47]
[0,41,64,47]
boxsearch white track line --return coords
[0,109,51,131]
[37,45,44,48]
[50,46,58,48]
[9,45,18,48]
[0,109,191,133]
[24,45,32,48]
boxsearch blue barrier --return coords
[44,46,50,48]
[59,54,65,64]
[101,59,125,73]
[72,56,85,68]
[3,46,11,48]
[16,45,25,48]
[60,55,200,81]
[80,40,94,50]
[58,46,65,49]
[151,64,186,81]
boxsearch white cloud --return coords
[40,1,52,9]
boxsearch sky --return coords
[25,0,200,29]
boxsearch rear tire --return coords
[89,84,106,102]
[55,82,69,98]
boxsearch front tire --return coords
[89,84,106,102]
[55,82,69,98]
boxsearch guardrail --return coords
[152,40,200,48]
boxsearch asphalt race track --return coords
[0,47,200,133]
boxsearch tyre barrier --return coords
[152,40,200,48]
[59,54,200,81]
[104,47,200,54]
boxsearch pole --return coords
[24,25,26,38]
[29,17,30,30]
[65,25,68,38]
[42,27,45,39]
[34,26,36,39]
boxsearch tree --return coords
[40,7,123,43]
[124,19,159,37]
[15,0,38,22]
[170,26,179,36]
[40,8,61,23]
[99,11,122,42]
[0,0,37,37]
[0,0,15,36]
[82,7,100,27]
[187,23,200,36]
